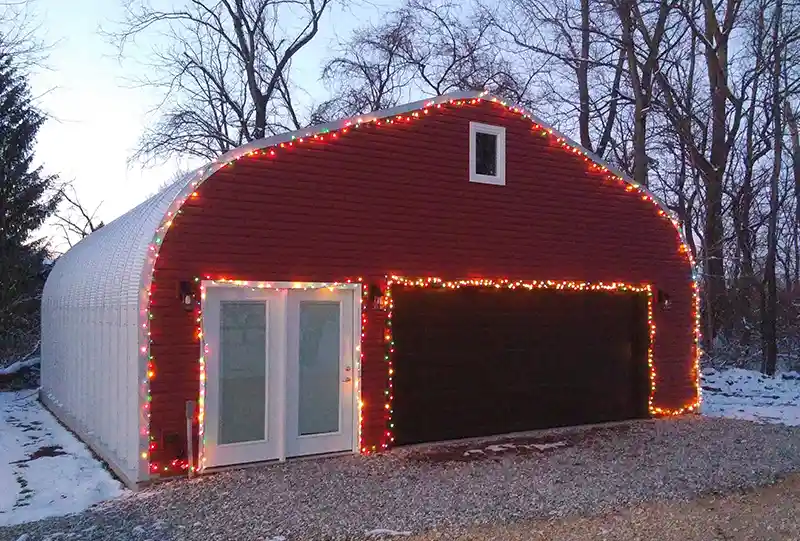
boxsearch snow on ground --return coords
[701,367,800,426]
[464,440,569,457]
[0,357,39,376]
[0,391,124,526]
[0,366,795,529]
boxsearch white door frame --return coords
[200,281,361,470]
[201,286,285,469]
[284,287,356,457]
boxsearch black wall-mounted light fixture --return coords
[657,289,671,310]
[178,281,196,311]
[369,284,385,310]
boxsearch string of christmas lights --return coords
[359,285,369,454]
[178,277,363,475]
[139,93,701,478]
[381,276,696,446]
[382,283,395,451]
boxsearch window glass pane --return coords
[475,132,497,176]
[298,301,341,435]
[219,301,266,444]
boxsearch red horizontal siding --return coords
[149,100,695,471]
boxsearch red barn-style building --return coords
[41,92,701,488]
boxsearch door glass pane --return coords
[219,301,267,444]
[298,301,341,435]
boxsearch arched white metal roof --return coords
[43,179,186,308]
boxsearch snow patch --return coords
[0,391,125,526]
[485,443,516,452]
[465,440,568,457]
[0,357,40,376]
[701,368,800,426]
[526,441,568,451]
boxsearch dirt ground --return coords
[412,473,800,541]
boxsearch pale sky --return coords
[24,0,392,251]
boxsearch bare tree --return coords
[727,0,773,346]
[53,184,104,249]
[761,0,782,374]
[109,0,334,164]
[652,0,750,344]
[0,0,48,67]
[315,0,529,121]
[312,10,414,122]
[489,0,625,158]
[787,100,800,288]
[612,0,678,187]
[399,0,524,97]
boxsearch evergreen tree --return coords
[0,49,60,363]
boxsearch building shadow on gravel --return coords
[397,419,642,462]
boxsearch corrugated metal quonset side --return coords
[41,176,191,486]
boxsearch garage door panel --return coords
[396,349,635,380]
[397,356,634,383]
[398,381,635,405]
[392,286,650,445]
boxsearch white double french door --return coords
[202,284,357,469]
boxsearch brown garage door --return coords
[391,285,650,445]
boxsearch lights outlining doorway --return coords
[380,276,701,450]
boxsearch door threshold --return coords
[201,450,355,476]
[287,449,354,462]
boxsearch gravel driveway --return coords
[409,473,800,540]
[3,416,800,541]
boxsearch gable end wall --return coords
[148,101,696,469]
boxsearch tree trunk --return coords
[701,0,739,343]
[578,0,592,150]
[762,0,782,376]
[678,5,699,265]
[615,0,643,179]
[704,173,727,342]
[733,7,765,346]
[615,0,671,188]
[786,101,800,290]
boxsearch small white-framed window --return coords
[469,121,506,186]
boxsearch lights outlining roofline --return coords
[137,92,701,480]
